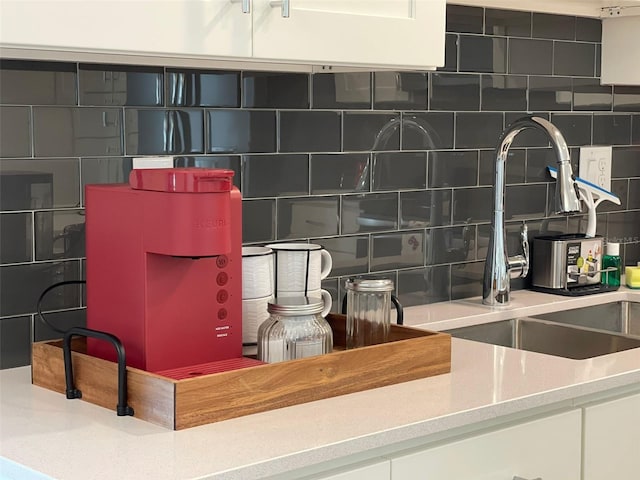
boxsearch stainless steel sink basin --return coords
[445,317,640,360]
[531,301,640,336]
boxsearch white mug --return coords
[265,243,332,293]
[242,294,272,344]
[242,246,274,299]
[276,289,333,318]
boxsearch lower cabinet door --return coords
[583,392,640,479]
[318,460,390,480]
[391,410,581,480]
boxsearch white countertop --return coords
[2,288,640,480]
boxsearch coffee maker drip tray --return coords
[155,357,265,380]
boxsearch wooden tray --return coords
[31,314,451,430]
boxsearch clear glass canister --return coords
[257,296,333,363]
[345,279,393,349]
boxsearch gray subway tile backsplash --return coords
[3,5,640,369]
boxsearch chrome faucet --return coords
[482,116,582,306]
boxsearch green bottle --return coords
[602,242,621,287]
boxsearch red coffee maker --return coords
[85,168,242,372]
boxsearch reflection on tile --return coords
[242,154,308,198]
[34,308,86,342]
[312,73,371,109]
[573,79,612,111]
[242,199,275,243]
[0,59,76,105]
[596,45,602,77]
[374,72,428,110]
[481,75,527,111]
[0,106,31,157]
[634,116,640,145]
[598,179,627,212]
[427,225,476,265]
[277,196,339,239]
[320,277,339,313]
[208,110,275,154]
[455,112,503,149]
[0,159,79,210]
[320,236,369,277]
[459,36,507,74]
[342,193,398,234]
[311,153,370,194]
[593,114,631,145]
[243,71,308,108]
[397,265,450,307]
[0,261,82,316]
[505,184,547,219]
[549,113,592,146]
[80,64,163,106]
[125,109,203,155]
[371,231,424,271]
[165,69,238,107]
[479,149,526,185]
[505,112,551,148]
[613,86,640,112]
[607,211,640,243]
[509,39,553,75]
[401,190,452,228]
[576,17,602,42]
[446,4,483,34]
[0,213,32,264]
[402,113,454,150]
[532,13,576,40]
[526,148,557,182]
[554,41,595,77]
[0,316,31,369]
[451,261,484,300]
[438,34,458,72]
[529,76,571,111]
[373,152,426,191]
[624,243,640,266]
[343,113,399,151]
[81,157,132,204]
[611,147,640,178]
[453,187,492,224]
[35,209,85,261]
[35,107,123,157]
[624,178,640,209]
[429,150,478,187]
[280,111,341,153]
[485,9,531,37]
[174,156,241,188]
[430,73,480,111]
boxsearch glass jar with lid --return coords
[257,296,333,363]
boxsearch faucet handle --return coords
[508,222,530,279]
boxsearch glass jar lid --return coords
[268,296,324,315]
[345,278,394,292]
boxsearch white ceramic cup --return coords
[276,289,333,318]
[265,243,332,293]
[242,294,272,344]
[242,246,274,299]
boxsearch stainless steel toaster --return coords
[532,234,604,290]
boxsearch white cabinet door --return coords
[252,0,445,69]
[392,410,582,480]
[318,460,390,480]
[583,393,640,480]
[0,1,251,59]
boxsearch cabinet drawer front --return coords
[392,410,581,480]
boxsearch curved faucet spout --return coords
[482,116,581,306]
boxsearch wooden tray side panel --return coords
[32,341,176,429]
[174,333,451,430]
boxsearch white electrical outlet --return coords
[579,146,612,191]
[132,156,174,169]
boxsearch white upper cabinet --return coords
[601,15,640,85]
[0,1,252,59]
[0,0,446,71]
[251,0,445,69]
